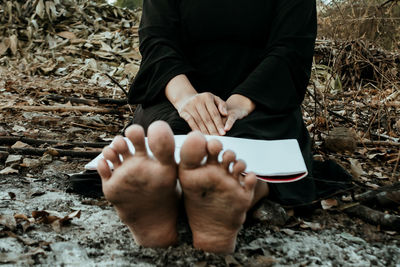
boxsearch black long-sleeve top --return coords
[128,0,317,113]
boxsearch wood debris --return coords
[0,0,141,85]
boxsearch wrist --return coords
[165,74,197,110]
[227,94,256,113]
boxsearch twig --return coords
[355,182,400,206]
[343,204,400,231]
[1,105,123,114]
[0,136,109,148]
[104,73,129,97]
[392,150,400,181]
[0,146,101,158]
[45,95,97,105]
[359,140,400,147]
[103,73,134,115]
[306,88,356,125]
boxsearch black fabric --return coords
[129,0,317,113]
[127,0,323,208]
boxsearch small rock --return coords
[40,153,53,164]
[5,155,22,165]
[325,127,357,153]
[0,214,17,230]
[12,125,26,133]
[0,167,19,174]
[252,199,289,226]
[50,242,90,265]
[11,141,29,149]
[21,158,41,168]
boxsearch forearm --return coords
[165,74,198,110]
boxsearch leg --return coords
[97,121,180,248]
[179,132,260,254]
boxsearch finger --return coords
[214,96,228,116]
[181,112,201,132]
[190,107,211,135]
[196,103,219,135]
[206,100,226,136]
[224,114,238,132]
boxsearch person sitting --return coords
[97,0,318,254]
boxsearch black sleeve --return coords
[128,0,194,106]
[232,0,317,113]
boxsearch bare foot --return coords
[179,132,258,254]
[97,121,179,248]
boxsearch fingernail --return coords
[223,107,228,114]
[219,129,225,135]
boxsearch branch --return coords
[0,136,109,148]
[344,204,400,231]
[0,105,123,114]
[0,146,101,158]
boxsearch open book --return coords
[85,135,308,183]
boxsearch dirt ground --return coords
[0,68,399,266]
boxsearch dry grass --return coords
[318,0,400,51]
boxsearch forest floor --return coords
[0,67,399,266]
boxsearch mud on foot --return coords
[97,121,180,248]
[179,132,258,254]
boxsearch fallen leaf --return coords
[300,221,323,231]
[281,228,296,236]
[9,35,18,55]
[0,167,19,174]
[11,141,29,148]
[5,155,22,165]
[0,214,17,230]
[321,199,338,210]
[349,158,365,179]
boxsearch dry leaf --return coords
[0,40,9,56]
[321,199,339,210]
[9,35,18,55]
[0,214,17,230]
[349,158,365,179]
[11,141,29,148]
[5,154,22,165]
[0,167,19,174]
[300,221,323,231]
[57,31,76,40]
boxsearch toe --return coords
[206,139,223,164]
[221,150,236,171]
[148,120,176,165]
[125,124,147,157]
[113,136,132,160]
[97,158,112,180]
[232,159,246,180]
[103,146,121,168]
[180,131,207,169]
[243,173,257,193]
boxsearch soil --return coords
[0,69,399,266]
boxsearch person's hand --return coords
[224,94,256,132]
[176,92,228,135]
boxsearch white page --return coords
[85,135,307,180]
